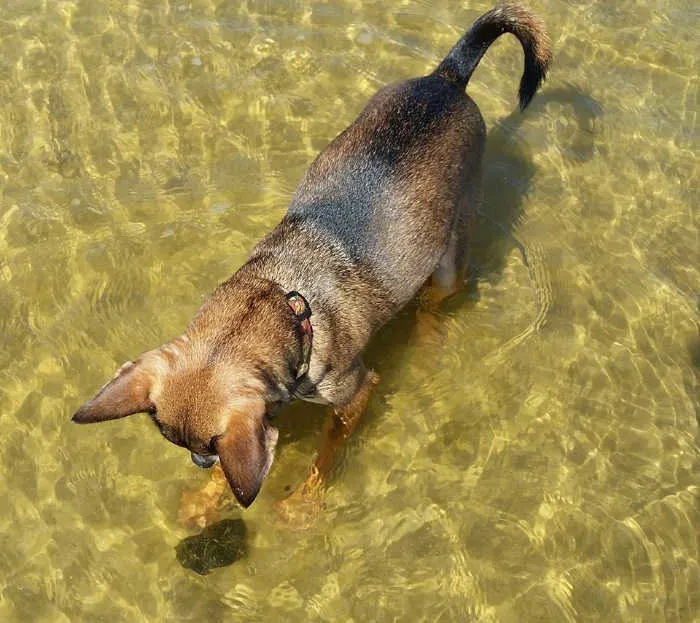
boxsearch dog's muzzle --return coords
[191,452,219,469]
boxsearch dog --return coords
[73,4,551,521]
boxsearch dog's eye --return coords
[207,435,221,454]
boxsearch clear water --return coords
[0,0,697,620]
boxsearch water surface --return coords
[0,0,697,621]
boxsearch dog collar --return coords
[286,291,313,379]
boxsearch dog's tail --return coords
[433,3,552,111]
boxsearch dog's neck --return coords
[185,275,309,390]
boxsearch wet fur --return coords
[73,4,551,508]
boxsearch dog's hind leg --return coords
[277,361,379,528]
[415,229,462,341]
[433,172,481,295]
[430,226,462,294]
[416,182,480,342]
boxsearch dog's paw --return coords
[177,492,222,531]
[414,308,447,345]
[177,466,230,531]
[275,468,325,530]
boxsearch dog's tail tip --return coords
[513,5,552,110]
[436,3,552,111]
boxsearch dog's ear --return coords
[217,408,279,508]
[72,359,156,424]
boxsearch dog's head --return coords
[72,278,302,507]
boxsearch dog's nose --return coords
[191,452,218,469]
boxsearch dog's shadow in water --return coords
[176,85,601,572]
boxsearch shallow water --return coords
[0,0,697,620]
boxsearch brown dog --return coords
[73,4,551,521]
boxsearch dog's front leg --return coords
[178,463,231,530]
[277,361,379,528]
[315,365,379,477]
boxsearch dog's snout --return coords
[191,452,218,469]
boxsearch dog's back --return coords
[289,76,484,303]
[285,3,551,307]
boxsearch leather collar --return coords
[285,291,313,379]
